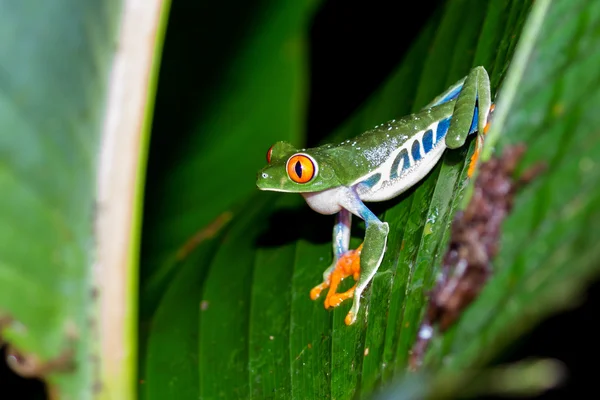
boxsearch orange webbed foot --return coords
[310,244,363,309]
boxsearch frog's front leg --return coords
[310,209,352,300]
[310,209,365,311]
[446,66,493,176]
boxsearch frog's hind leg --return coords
[440,66,492,177]
[341,192,390,326]
[310,209,352,301]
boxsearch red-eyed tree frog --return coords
[257,66,493,325]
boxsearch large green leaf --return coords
[143,0,600,398]
[0,1,121,398]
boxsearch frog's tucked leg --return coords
[443,66,492,177]
[446,66,492,149]
[467,103,496,177]
[340,190,390,325]
[310,209,352,300]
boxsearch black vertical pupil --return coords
[294,161,303,177]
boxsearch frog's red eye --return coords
[266,145,274,164]
[286,154,316,183]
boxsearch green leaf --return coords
[0,1,121,398]
[142,0,600,399]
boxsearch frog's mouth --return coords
[256,171,292,193]
[256,170,324,193]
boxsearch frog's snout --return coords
[256,171,270,190]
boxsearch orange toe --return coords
[483,103,496,135]
[467,142,481,178]
[310,282,329,300]
[325,286,355,308]
[344,311,356,326]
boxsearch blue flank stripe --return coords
[390,149,410,179]
[422,129,433,153]
[432,83,463,106]
[411,139,422,162]
[468,105,479,134]
[436,117,451,142]
[361,173,381,188]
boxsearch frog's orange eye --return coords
[266,145,274,164]
[286,154,316,184]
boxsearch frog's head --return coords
[257,141,342,193]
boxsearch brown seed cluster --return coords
[409,144,544,370]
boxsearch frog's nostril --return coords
[262,173,268,179]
